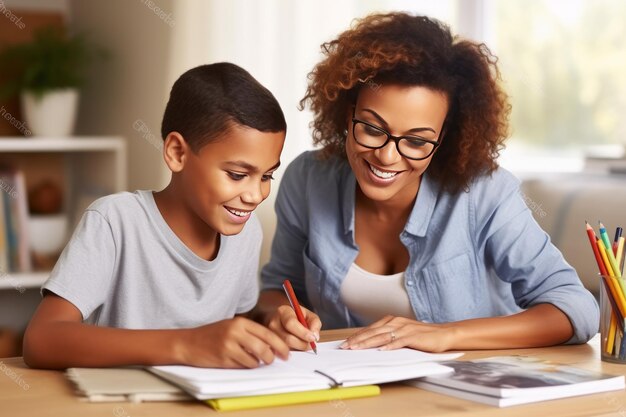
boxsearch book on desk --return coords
[409,355,626,407]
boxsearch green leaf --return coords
[0,26,108,99]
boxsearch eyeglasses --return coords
[351,109,442,161]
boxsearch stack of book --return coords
[410,356,625,407]
[0,168,31,273]
[68,341,462,411]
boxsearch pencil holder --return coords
[600,275,626,363]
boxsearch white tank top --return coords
[340,263,416,325]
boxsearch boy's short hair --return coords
[161,62,286,151]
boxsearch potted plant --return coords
[0,27,104,137]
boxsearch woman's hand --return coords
[267,305,322,351]
[341,305,574,352]
[340,315,456,352]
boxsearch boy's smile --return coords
[223,206,252,223]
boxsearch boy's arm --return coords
[250,290,291,326]
[23,294,289,370]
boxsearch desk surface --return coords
[1,329,624,417]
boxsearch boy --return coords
[23,63,289,369]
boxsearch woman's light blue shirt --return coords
[261,151,598,344]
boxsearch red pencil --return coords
[586,221,608,276]
[282,279,317,354]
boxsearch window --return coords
[483,0,626,172]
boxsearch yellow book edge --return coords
[205,385,380,412]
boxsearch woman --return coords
[255,13,598,352]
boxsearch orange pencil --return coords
[586,221,608,276]
[282,279,317,354]
[600,222,622,278]
[601,276,625,331]
[607,314,617,355]
[599,239,615,277]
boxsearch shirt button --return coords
[407,280,414,286]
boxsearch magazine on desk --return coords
[149,340,463,400]
[409,356,625,407]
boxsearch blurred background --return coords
[0,0,624,356]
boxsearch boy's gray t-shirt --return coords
[42,190,261,329]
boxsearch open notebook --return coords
[149,340,462,399]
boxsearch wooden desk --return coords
[1,329,625,417]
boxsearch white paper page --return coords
[340,362,454,387]
[290,341,462,374]
[150,341,463,398]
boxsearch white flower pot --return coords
[20,89,79,137]
[27,214,69,255]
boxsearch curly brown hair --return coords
[299,12,511,192]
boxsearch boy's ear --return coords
[162,132,189,173]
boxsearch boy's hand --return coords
[267,305,322,351]
[180,317,290,368]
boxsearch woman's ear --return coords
[162,132,189,173]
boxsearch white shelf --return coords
[0,137,125,152]
[0,272,49,290]
[0,135,127,332]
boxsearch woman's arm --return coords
[23,294,289,369]
[450,303,573,349]
[475,172,598,345]
[342,303,572,351]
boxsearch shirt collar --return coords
[404,171,439,237]
[341,169,439,238]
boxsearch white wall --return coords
[69,0,174,191]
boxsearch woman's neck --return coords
[355,176,421,223]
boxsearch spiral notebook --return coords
[149,340,462,400]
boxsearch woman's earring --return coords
[343,129,348,137]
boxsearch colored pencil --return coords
[600,222,622,278]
